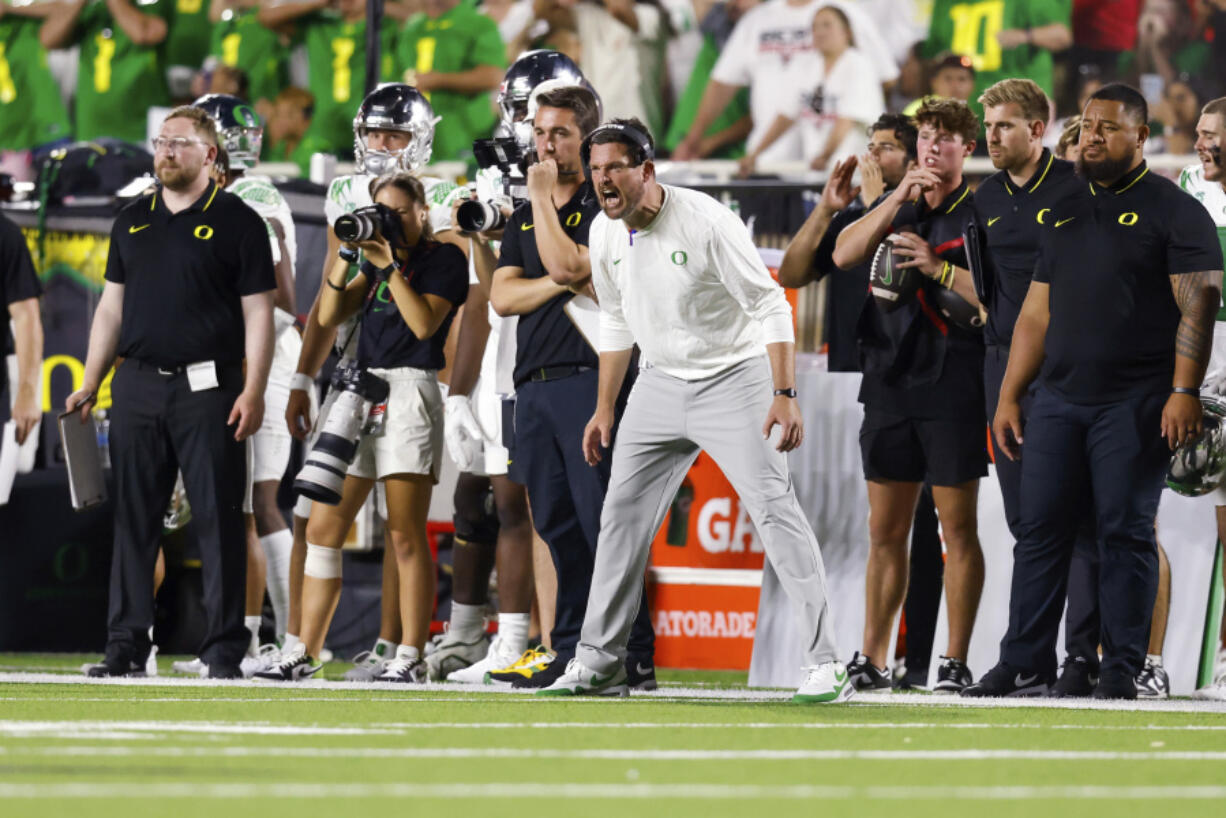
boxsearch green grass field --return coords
[2,653,1226,817]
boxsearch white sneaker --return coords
[793,661,855,703]
[145,645,159,677]
[171,657,208,677]
[378,652,427,684]
[425,628,489,681]
[343,649,392,682]
[252,644,321,682]
[446,635,521,684]
[240,644,282,679]
[537,658,628,697]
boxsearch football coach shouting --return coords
[72,106,276,679]
[966,84,1224,699]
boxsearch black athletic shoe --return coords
[1049,655,1098,698]
[207,664,243,680]
[931,656,973,694]
[1092,669,1138,700]
[959,662,1048,698]
[510,653,571,689]
[84,656,146,678]
[846,651,892,693]
[626,657,657,691]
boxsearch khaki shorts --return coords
[348,366,444,482]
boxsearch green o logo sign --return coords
[671,250,687,265]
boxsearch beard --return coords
[156,159,200,191]
[1075,151,1135,184]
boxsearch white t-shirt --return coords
[574,3,666,136]
[712,0,897,162]
[782,47,883,165]
[588,185,794,381]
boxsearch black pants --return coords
[903,487,942,675]
[512,369,654,660]
[1000,387,1166,678]
[985,346,1100,668]
[106,361,248,668]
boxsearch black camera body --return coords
[334,203,406,247]
[458,137,532,233]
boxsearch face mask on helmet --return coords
[1166,395,1226,496]
[496,51,594,148]
[191,94,263,171]
[353,85,440,175]
[220,123,263,170]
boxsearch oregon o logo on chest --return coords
[671,250,688,265]
[565,212,582,227]
[193,224,215,240]
[1118,212,1139,226]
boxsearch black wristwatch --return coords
[338,246,359,264]
[773,388,798,398]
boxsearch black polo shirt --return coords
[357,241,469,370]
[857,180,985,420]
[105,181,276,367]
[814,197,871,372]
[0,213,42,394]
[496,182,601,386]
[973,150,1083,347]
[1035,161,1223,404]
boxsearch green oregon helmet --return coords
[1166,394,1226,496]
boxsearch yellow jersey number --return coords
[222,32,242,66]
[948,0,1005,74]
[332,38,355,103]
[0,44,16,104]
[414,37,435,100]
[94,34,116,94]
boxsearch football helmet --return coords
[1166,394,1226,497]
[353,83,439,175]
[191,93,263,170]
[498,50,600,146]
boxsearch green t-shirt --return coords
[664,34,749,159]
[297,11,398,158]
[398,2,505,164]
[209,8,288,105]
[165,0,212,69]
[72,0,172,144]
[923,0,1071,122]
[0,16,72,149]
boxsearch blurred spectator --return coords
[0,0,72,165]
[165,0,215,100]
[902,52,974,114]
[41,0,172,145]
[398,0,505,164]
[921,0,1071,121]
[663,0,756,158]
[738,4,883,173]
[259,0,399,160]
[482,0,536,47]
[1065,0,1139,106]
[1153,74,1204,154]
[660,0,703,117]
[1209,0,1226,98]
[1136,0,1203,94]
[508,0,583,60]
[208,0,289,110]
[263,85,315,171]
[1055,113,1080,160]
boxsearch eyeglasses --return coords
[151,136,207,153]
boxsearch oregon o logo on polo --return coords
[671,250,688,265]
[565,212,582,227]
[193,225,214,240]
[1036,208,1050,224]
[1118,212,1139,226]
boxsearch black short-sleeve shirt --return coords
[105,181,276,367]
[496,182,601,386]
[1035,161,1224,404]
[972,150,1083,347]
[857,181,986,420]
[357,241,469,370]
[0,213,43,393]
[814,198,870,372]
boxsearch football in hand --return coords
[869,235,920,312]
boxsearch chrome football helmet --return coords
[1166,394,1226,497]
[353,83,439,175]
[498,50,600,147]
[191,93,263,170]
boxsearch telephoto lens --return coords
[334,210,379,243]
[293,367,391,505]
[456,199,509,233]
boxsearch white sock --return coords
[373,638,397,660]
[1146,653,1163,667]
[497,612,530,656]
[259,529,293,637]
[245,615,262,654]
[283,633,300,653]
[450,602,486,641]
[395,644,421,662]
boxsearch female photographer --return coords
[262,173,469,683]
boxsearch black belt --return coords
[525,365,593,384]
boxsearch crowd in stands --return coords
[3,0,1226,181]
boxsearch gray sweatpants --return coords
[577,355,839,674]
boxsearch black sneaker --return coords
[846,651,892,693]
[960,662,1048,698]
[931,656,973,694]
[1049,655,1098,698]
[83,656,146,678]
[626,657,657,691]
[207,664,243,680]
[1135,657,1169,699]
[511,653,571,689]
[1093,668,1138,700]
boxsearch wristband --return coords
[290,373,315,393]
[774,388,798,398]
[1172,387,1200,397]
[338,246,359,264]
[325,277,345,291]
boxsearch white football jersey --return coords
[1180,162,1226,315]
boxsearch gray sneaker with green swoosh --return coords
[793,661,855,703]
[536,658,629,697]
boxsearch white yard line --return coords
[0,720,402,736]
[1,782,1226,800]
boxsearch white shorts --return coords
[348,366,444,482]
[467,313,510,477]
[250,327,301,484]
